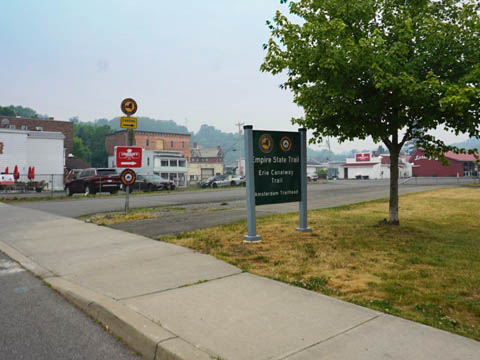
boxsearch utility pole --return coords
[235,122,244,175]
[120,98,138,216]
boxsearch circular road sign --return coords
[121,98,138,116]
[120,168,136,186]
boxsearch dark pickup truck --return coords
[65,168,121,196]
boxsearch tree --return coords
[0,106,16,116]
[262,0,480,224]
[72,136,90,161]
[73,122,113,168]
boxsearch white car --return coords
[210,175,231,188]
[230,176,246,186]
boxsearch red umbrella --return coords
[13,165,19,180]
[4,167,8,174]
[27,166,32,180]
[31,166,35,180]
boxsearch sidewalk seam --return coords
[117,271,243,301]
[278,314,384,360]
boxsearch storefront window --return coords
[170,160,178,167]
[161,160,169,167]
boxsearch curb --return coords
[0,241,215,360]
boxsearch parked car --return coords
[65,169,83,182]
[133,174,176,192]
[198,175,230,188]
[65,168,121,196]
[230,175,246,186]
[307,173,319,182]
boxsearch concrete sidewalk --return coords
[1,202,478,359]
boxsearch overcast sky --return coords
[1,0,470,152]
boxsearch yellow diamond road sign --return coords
[120,117,137,129]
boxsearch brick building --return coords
[0,116,73,153]
[410,149,479,177]
[105,130,191,159]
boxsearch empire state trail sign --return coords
[243,126,310,242]
[253,130,301,205]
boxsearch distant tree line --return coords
[0,105,49,119]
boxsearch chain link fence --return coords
[0,173,65,194]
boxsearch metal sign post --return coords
[120,98,138,216]
[120,169,136,216]
[243,125,262,242]
[296,129,311,232]
[125,185,130,215]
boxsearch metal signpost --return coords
[243,126,310,242]
[120,98,139,215]
[120,169,136,215]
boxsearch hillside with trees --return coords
[452,138,480,151]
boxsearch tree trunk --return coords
[388,149,400,225]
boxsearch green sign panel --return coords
[253,130,301,205]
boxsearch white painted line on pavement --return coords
[0,259,25,276]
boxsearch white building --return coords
[339,153,412,179]
[307,159,328,177]
[0,128,65,190]
[109,149,188,187]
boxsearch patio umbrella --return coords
[31,166,35,180]
[27,166,32,180]
[13,165,19,180]
[4,167,8,174]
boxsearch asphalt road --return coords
[0,251,140,360]
[8,179,455,219]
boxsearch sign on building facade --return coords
[355,153,371,162]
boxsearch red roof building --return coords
[409,149,479,177]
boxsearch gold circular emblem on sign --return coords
[280,136,293,152]
[120,168,137,186]
[259,134,274,154]
[121,98,138,116]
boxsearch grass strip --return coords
[158,187,480,340]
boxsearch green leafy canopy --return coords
[261,0,480,158]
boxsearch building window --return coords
[182,141,185,148]
[170,160,178,167]
[146,139,150,146]
[190,175,195,180]
[179,160,186,167]
[170,141,174,148]
[147,157,150,166]
[161,160,169,167]
[161,173,169,179]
